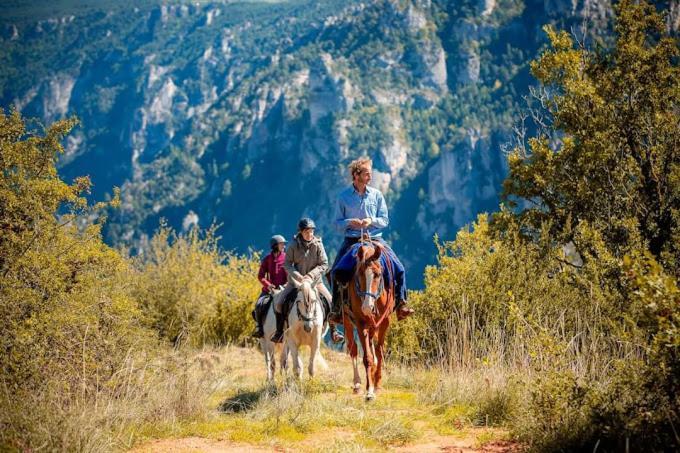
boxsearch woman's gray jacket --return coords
[283,234,329,285]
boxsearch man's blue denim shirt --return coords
[334,185,389,238]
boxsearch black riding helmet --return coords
[298,217,316,231]
[270,234,286,249]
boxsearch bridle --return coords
[353,261,384,302]
[352,235,386,312]
[350,233,396,328]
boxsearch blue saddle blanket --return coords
[332,243,400,287]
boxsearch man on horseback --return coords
[270,218,342,343]
[251,234,288,338]
[329,157,414,324]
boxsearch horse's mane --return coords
[300,280,313,302]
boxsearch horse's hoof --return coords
[352,385,361,395]
[365,392,375,401]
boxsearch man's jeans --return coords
[330,237,407,305]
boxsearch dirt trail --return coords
[133,434,518,452]
[129,346,520,453]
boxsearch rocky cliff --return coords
[2,0,675,286]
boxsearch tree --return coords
[499,0,680,276]
[0,109,150,449]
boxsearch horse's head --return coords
[295,279,319,333]
[355,244,383,317]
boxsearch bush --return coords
[132,223,261,347]
[0,109,155,451]
[0,109,263,451]
[388,214,614,371]
[494,1,680,448]
[511,253,679,451]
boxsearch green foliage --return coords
[500,0,680,275]
[389,214,614,370]
[395,1,679,449]
[107,148,205,243]
[0,109,153,450]
[132,223,261,347]
[494,1,680,448]
[591,253,680,448]
[512,253,680,451]
[0,109,267,450]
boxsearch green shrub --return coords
[388,214,613,371]
[132,223,261,347]
[0,109,155,451]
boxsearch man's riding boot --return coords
[270,311,285,343]
[396,300,415,321]
[329,283,343,324]
[329,311,343,324]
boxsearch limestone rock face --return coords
[455,48,481,85]
[426,128,502,232]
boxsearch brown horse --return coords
[342,240,395,401]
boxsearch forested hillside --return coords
[5,0,676,284]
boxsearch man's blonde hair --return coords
[348,157,372,179]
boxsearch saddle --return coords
[282,288,298,320]
[253,294,273,324]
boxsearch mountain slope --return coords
[3,0,674,285]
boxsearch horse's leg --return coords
[288,337,302,379]
[308,332,320,378]
[262,339,274,381]
[344,315,360,394]
[270,343,277,380]
[280,342,288,376]
[374,320,389,391]
[360,323,376,400]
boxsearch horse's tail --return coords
[314,350,329,371]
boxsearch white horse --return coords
[282,279,328,379]
[259,287,288,381]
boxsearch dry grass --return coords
[125,345,519,452]
[1,346,235,452]
[2,341,521,452]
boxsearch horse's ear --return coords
[357,246,366,263]
[369,244,382,262]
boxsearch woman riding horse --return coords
[251,234,287,338]
[270,218,341,343]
